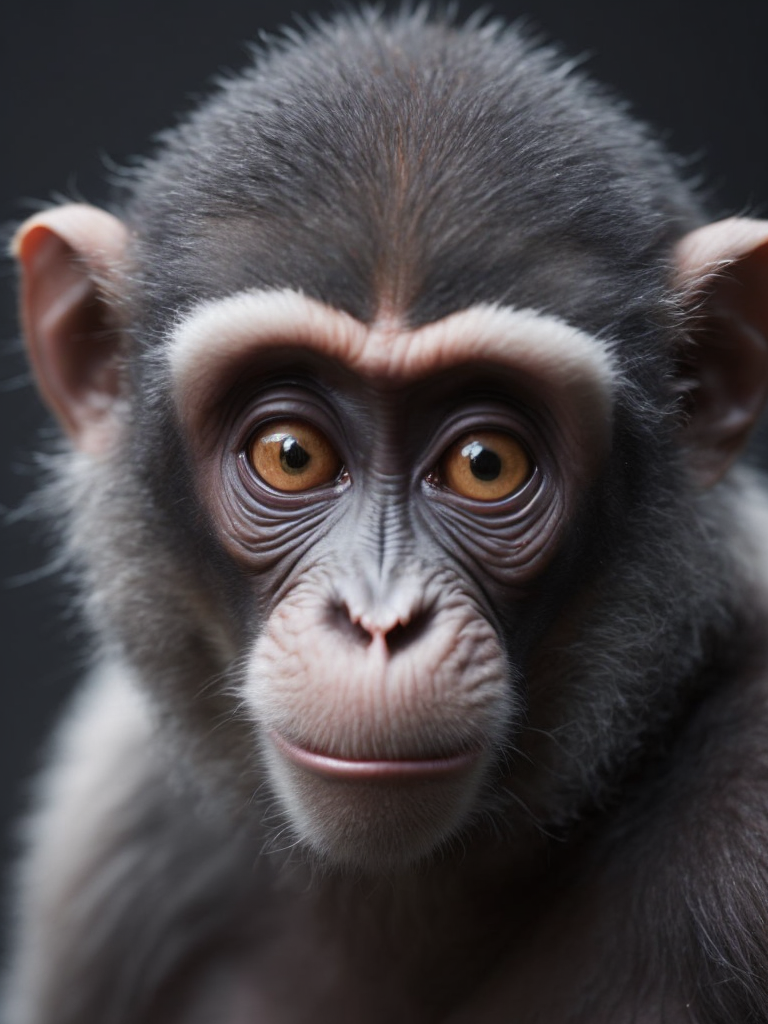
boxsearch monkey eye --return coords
[437,430,531,501]
[247,419,344,493]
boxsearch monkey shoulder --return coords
[453,669,768,1024]
[589,657,768,1024]
[2,665,259,1024]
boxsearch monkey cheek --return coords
[263,740,490,871]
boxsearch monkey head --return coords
[11,14,768,872]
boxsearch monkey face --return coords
[161,292,614,868]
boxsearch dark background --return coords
[1,0,767,918]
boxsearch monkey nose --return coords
[334,599,431,655]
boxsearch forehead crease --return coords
[167,287,618,418]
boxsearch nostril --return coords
[384,612,430,655]
[329,602,371,646]
[330,601,431,653]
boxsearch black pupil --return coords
[280,437,311,473]
[465,442,501,481]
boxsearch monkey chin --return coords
[264,732,487,873]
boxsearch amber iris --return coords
[439,430,531,501]
[248,420,343,492]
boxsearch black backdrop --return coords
[1,0,767,913]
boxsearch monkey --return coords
[4,7,768,1023]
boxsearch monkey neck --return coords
[234,835,551,1018]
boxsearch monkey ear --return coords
[674,217,768,487]
[12,204,129,456]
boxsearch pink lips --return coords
[270,730,480,782]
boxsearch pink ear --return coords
[13,204,130,456]
[673,217,768,487]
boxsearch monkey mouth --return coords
[269,730,480,782]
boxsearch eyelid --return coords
[229,384,352,455]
